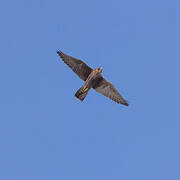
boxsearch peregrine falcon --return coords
[57,51,129,106]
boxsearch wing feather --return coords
[57,51,92,81]
[94,78,128,106]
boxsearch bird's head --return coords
[96,67,103,73]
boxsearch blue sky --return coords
[1,0,180,179]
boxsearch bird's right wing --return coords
[57,51,93,81]
[94,77,129,106]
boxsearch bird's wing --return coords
[57,51,93,81]
[94,77,129,106]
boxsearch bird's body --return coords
[57,51,128,106]
[75,67,103,101]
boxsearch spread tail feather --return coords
[75,86,89,101]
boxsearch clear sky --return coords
[1,0,180,179]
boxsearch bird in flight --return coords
[57,51,129,106]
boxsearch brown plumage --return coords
[57,51,129,106]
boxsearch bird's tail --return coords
[75,86,90,101]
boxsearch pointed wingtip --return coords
[56,50,62,55]
[123,102,129,106]
[121,100,129,106]
[57,50,65,59]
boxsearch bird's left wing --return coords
[57,51,93,81]
[94,78,129,106]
